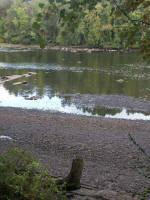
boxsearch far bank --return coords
[0,43,139,53]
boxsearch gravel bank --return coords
[0,107,150,195]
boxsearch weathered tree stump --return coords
[57,157,83,191]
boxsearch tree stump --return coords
[57,157,83,191]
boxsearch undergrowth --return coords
[0,146,66,200]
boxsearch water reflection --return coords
[105,109,150,120]
[1,68,150,99]
[0,85,91,115]
[0,85,150,120]
[0,50,150,120]
[82,106,150,120]
[0,50,138,68]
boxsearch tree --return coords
[0,0,13,15]
[35,0,150,61]
[3,0,33,44]
[116,0,150,60]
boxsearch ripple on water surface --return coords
[0,50,150,120]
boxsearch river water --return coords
[0,49,150,120]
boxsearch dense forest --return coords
[0,0,142,48]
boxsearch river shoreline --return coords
[0,43,149,199]
[0,107,150,198]
[0,43,138,53]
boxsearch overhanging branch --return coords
[112,0,150,26]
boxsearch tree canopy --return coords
[0,0,150,61]
[34,0,150,60]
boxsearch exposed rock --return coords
[25,96,39,100]
[0,72,37,84]
[22,81,28,84]
[13,81,28,86]
[13,82,23,86]
[28,72,34,75]
[1,76,9,80]
[68,189,140,200]
[94,190,140,200]
[71,49,77,53]
[116,79,124,83]
[23,94,29,98]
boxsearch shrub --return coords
[0,147,66,200]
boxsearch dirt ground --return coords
[0,107,150,195]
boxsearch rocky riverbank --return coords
[0,107,150,199]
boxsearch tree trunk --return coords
[57,157,83,191]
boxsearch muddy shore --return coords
[0,107,150,196]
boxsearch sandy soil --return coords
[0,107,150,195]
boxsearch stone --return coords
[13,81,28,85]
[25,96,39,100]
[116,79,124,83]
[23,94,29,98]
[68,189,140,200]
[1,76,8,80]
[22,81,28,84]
[94,190,140,200]
[0,72,37,84]
[13,82,22,85]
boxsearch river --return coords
[0,48,150,120]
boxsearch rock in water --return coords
[116,79,124,83]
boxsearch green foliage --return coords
[0,147,66,200]
[43,0,150,60]
[2,0,33,44]
[32,0,143,49]
[0,0,133,47]
[0,0,150,61]
[116,0,150,61]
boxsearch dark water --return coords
[0,49,150,120]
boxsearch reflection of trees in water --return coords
[61,95,74,107]
[82,107,121,116]
[127,109,150,116]
[0,50,138,68]
[2,67,149,100]
[1,50,150,100]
